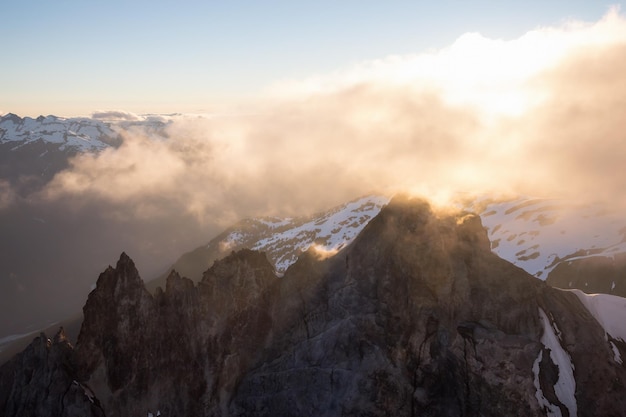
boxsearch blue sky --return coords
[1,1,621,116]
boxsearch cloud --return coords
[91,110,141,121]
[38,8,626,227]
[269,7,626,117]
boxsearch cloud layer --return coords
[39,8,626,223]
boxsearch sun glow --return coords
[270,7,626,120]
[30,7,626,225]
[309,243,340,260]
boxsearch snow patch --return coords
[470,197,626,279]
[534,308,577,417]
[258,217,293,229]
[610,341,623,365]
[533,350,563,417]
[219,231,246,252]
[249,195,389,273]
[568,289,626,342]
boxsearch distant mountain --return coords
[0,113,120,152]
[3,196,625,416]
[469,197,626,296]
[148,195,389,291]
[0,113,118,195]
[159,195,626,297]
[0,113,198,342]
[0,112,174,195]
[469,198,626,278]
[0,112,174,152]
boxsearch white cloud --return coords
[38,8,626,225]
[91,110,141,122]
[269,7,626,118]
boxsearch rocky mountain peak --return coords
[52,327,69,345]
[76,252,157,390]
[3,197,626,416]
[0,113,21,124]
[90,251,146,299]
[164,269,194,294]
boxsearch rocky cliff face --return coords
[0,328,103,417]
[546,254,626,297]
[2,196,626,416]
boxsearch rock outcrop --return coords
[547,254,626,297]
[2,196,626,416]
[0,328,104,417]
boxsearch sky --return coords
[1,1,622,116]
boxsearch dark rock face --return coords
[231,198,546,416]
[547,254,626,297]
[0,328,103,417]
[3,196,626,416]
[74,250,277,417]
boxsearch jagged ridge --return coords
[2,196,626,416]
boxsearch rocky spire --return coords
[53,327,68,345]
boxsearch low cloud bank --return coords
[28,8,626,226]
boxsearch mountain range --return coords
[2,196,626,416]
[160,195,626,297]
[1,112,625,360]
[0,112,175,194]
[2,113,626,415]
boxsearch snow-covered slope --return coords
[216,195,390,274]
[0,112,178,154]
[209,195,626,281]
[569,289,626,343]
[0,113,118,153]
[466,197,626,279]
[168,194,626,290]
[533,307,577,417]
[568,289,626,365]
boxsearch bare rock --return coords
[0,328,103,417]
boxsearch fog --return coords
[2,9,626,338]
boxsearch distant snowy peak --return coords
[0,113,119,153]
[159,197,390,286]
[214,195,390,274]
[470,197,626,279]
[212,195,626,281]
[0,112,179,154]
